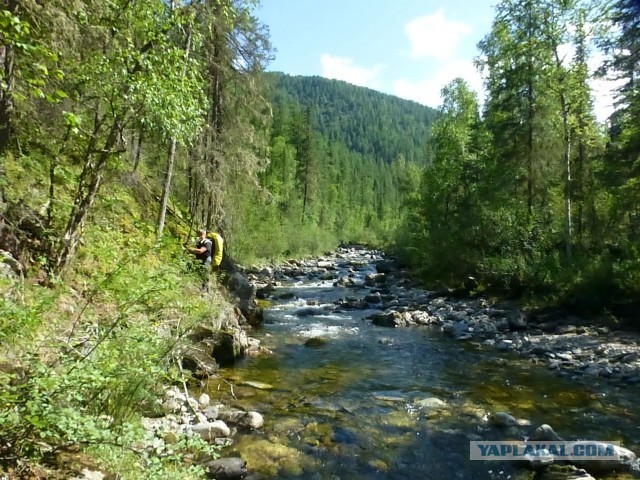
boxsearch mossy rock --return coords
[304,337,328,347]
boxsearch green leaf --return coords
[34,63,49,75]
[31,87,45,99]
[25,415,46,428]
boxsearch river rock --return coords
[295,306,325,317]
[414,397,447,412]
[375,260,394,274]
[567,441,639,474]
[526,448,556,469]
[442,322,469,338]
[0,249,22,276]
[537,465,596,480]
[217,409,264,430]
[305,337,328,347]
[211,329,248,366]
[490,411,519,428]
[192,420,231,440]
[71,469,105,480]
[336,275,357,287]
[317,260,335,269]
[531,424,563,441]
[278,292,296,300]
[508,310,528,331]
[371,311,406,328]
[204,457,247,480]
[240,380,273,390]
[256,283,275,298]
[364,292,382,303]
[224,271,262,325]
[318,271,338,280]
[202,405,220,421]
[181,343,219,378]
[243,411,264,429]
[198,393,211,407]
[621,352,640,363]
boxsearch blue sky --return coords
[255,0,617,121]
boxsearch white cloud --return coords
[320,54,385,88]
[394,60,484,108]
[405,9,472,61]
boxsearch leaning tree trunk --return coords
[54,124,119,274]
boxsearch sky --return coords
[254,0,618,122]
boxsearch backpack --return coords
[207,232,224,266]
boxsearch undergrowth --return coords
[0,173,227,479]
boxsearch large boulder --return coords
[223,270,263,326]
[181,343,219,377]
[211,330,248,366]
[370,311,406,328]
[375,260,394,274]
[531,424,563,441]
[568,441,639,474]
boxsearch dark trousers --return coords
[199,258,212,291]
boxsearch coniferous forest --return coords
[0,0,639,477]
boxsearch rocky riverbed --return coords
[137,245,640,479]
[248,245,640,389]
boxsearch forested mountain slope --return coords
[268,72,438,164]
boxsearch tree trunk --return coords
[0,0,18,156]
[157,18,191,240]
[55,124,119,274]
[132,130,144,173]
[553,46,572,260]
[562,98,572,259]
[157,139,177,239]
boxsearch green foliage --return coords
[398,0,640,316]
[0,169,222,477]
[0,6,61,102]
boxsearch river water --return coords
[207,250,639,480]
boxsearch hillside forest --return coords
[0,0,638,478]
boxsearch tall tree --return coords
[186,0,272,237]
[54,0,205,273]
[601,0,640,245]
[417,78,488,282]
[157,0,197,240]
[0,0,18,155]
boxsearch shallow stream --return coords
[205,251,640,479]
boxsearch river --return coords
[205,248,640,480]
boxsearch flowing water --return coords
[205,252,640,480]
